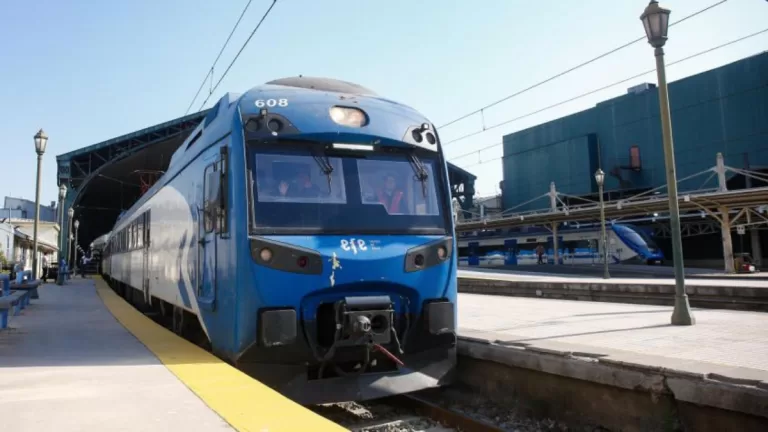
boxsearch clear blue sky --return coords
[1,0,766,204]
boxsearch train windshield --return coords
[615,225,659,251]
[249,143,447,234]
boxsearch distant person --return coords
[536,244,545,265]
[41,255,50,283]
[80,255,91,278]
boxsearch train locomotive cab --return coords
[99,77,457,406]
[233,78,458,404]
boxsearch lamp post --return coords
[56,184,67,285]
[67,208,74,278]
[594,169,610,279]
[73,219,79,277]
[31,129,48,281]
[641,0,694,325]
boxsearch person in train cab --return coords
[276,179,291,198]
[377,173,410,214]
[536,244,545,264]
[291,171,322,198]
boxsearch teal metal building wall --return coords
[502,51,768,211]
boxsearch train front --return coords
[235,77,457,404]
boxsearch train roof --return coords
[265,76,378,96]
[111,77,433,234]
[90,232,111,248]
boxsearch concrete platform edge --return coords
[457,331,768,419]
[92,277,346,432]
[459,278,768,311]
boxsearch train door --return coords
[468,242,480,266]
[504,239,518,265]
[142,211,151,305]
[197,161,220,311]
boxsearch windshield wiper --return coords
[407,151,429,197]
[313,154,334,193]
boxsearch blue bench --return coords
[12,270,41,299]
[0,274,31,329]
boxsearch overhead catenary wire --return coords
[446,26,768,165]
[185,0,256,115]
[437,0,730,130]
[197,0,279,112]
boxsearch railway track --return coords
[111,279,505,431]
[312,394,504,432]
[107,277,581,431]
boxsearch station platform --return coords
[458,268,768,311]
[0,278,344,432]
[459,263,767,279]
[456,292,768,425]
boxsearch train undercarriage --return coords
[102,275,457,405]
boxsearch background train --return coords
[89,232,110,273]
[100,76,457,405]
[458,223,665,267]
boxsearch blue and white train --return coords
[101,77,457,404]
[458,223,665,267]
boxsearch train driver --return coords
[292,171,322,198]
[376,173,410,214]
[273,170,322,199]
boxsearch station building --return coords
[0,197,58,222]
[499,51,768,266]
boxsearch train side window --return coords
[217,146,229,235]
[204,163,220,233]
[145,210,151,247]
[137,216,144,248]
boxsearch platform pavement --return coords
[0,280,233,431]
[456,293,768,428]
[0,278,344,432]
[457,293,768,372]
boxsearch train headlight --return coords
[329,106,368,127]
[405,236,453,273]
[259,248,273,262]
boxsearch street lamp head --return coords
[68,208,74,218]
[74,219,80,229]
[34,129,49,155]
[35,129,48,156]
[640,0,670,48]
[58,184,67,200]
[594,168,605,187]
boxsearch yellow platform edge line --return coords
[93,277,347,432]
